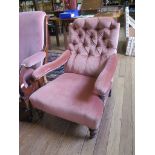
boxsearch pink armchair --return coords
[19,11,48,67]
[19,11,48,120]
[29,17,120,138]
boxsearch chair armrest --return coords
[20,67,34,89]
[95,54,118,96]
[21,52,46,67]
[32,50,71,80]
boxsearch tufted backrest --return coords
[19,11,46,66]
[65,17,120,77]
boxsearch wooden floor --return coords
[19,53,135,155]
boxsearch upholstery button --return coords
[77,50,80,54]
[103,37,106,40]
[73,42,76,45]
[97,42,100,47]
[96,27,100,31]
[110,24,116,30]
[84,27,88,31]
[83,42,87,46]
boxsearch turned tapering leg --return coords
[89,128,98,139]
[26,108,33,122]
[108,89,112,97]
[37,110,44,119]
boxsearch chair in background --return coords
[19,11,48,121]
[125,6,135,56]
[29,17,120,138]
[64,0,77,10]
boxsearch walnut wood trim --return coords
[43,15,49,63]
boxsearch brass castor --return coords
[89,128,98,139]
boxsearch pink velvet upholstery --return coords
[19,11,47,90]
[19,11,46,66]
[30,73,103,129]
[30,17,120,131]
[20,68,34,88]
[32,50,71,80]
[95,54,118,96]
[65,17,120,77]
[21,52,46,68]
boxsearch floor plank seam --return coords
[94,97,116,155]
[131,61,135,155]
[92,101,106,155]
[104,99,117,155]
[20,122,38,140]
[54,123,71,155]
[79,130,88,155]
[119,76,127,155]
[119,58,133,155]
[92,131,101,155]
[129,58,134,155]
[119,87,125,155]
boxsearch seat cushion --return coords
[30,73,104,129]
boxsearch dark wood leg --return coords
[37,110,44,119]
[89,128,98,139]
[27,101,33,122]
[27,109,33,122]
[19,98,33,122]
[55,22,60,47]
[108,89,112,97]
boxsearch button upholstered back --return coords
[65,17,120,77]
[19,11,46,66]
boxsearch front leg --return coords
[89,128,98,139]
[108,89,112,97]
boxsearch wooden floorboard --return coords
[20,114,70,155]
[55,123,87,155]
[106,77,125,155]
[19,54,135,155]
[119,57,133,155]
[131,57,135,155]
[93,59,121,155]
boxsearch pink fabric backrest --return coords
[65,17,120,77]
[19,11,46,66]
